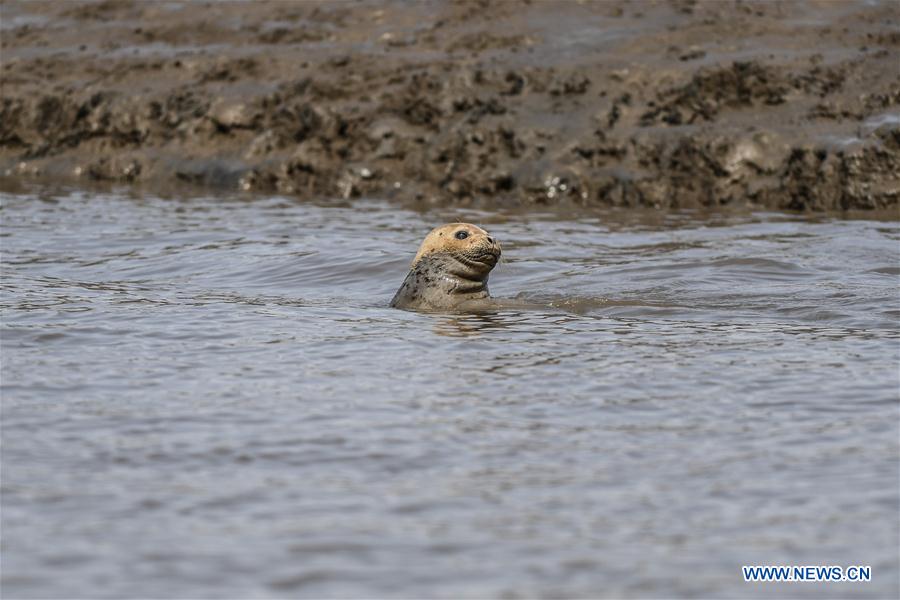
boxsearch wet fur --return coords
[390,223,500,311]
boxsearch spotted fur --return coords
[390,223,501,310]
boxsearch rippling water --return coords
[2,185,898,599]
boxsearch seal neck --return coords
[417,253,490,296]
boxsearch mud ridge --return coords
[2,0,898,210]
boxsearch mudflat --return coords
[1,0,898,210]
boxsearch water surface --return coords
[2,186,898,598]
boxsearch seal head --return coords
[390,223,502,310]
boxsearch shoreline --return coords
[2,0,898,211]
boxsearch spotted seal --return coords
[390,223,502,311]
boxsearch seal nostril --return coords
[487,237,494,244]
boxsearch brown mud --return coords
[1,0,899,211]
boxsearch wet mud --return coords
[2,0,899,210]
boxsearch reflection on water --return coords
[1,184,898,599]
[431,313,518,337]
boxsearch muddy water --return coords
[1,187,898,599]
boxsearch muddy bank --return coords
[2,0,899,210]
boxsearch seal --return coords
[390,223,502,311]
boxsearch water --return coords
[1,185,898,599]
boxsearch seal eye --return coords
[455,231,469,240]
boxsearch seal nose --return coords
[487,237,494,244]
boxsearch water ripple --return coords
[1,188,898,599]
